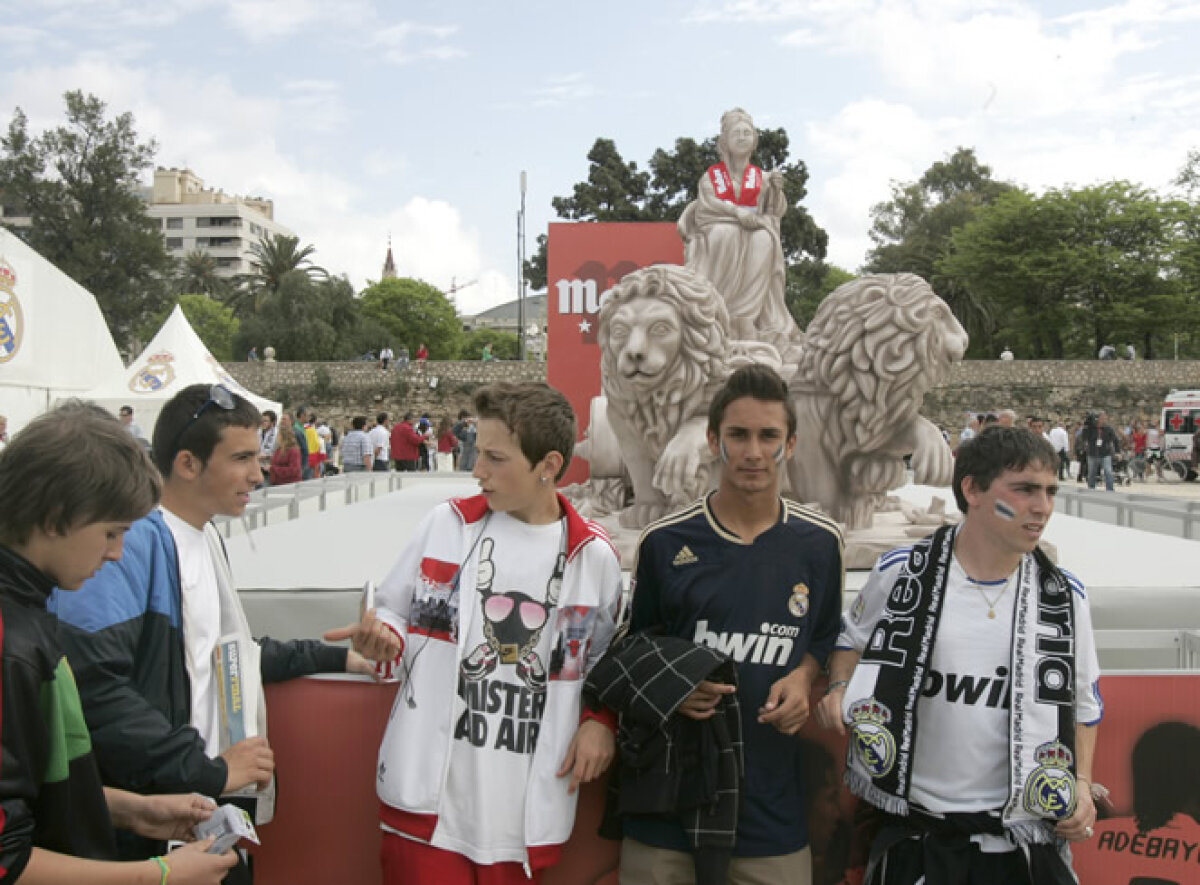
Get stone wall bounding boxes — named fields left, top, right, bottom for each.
left=222, top=359, right=546, bottom=427
left=221, top=358, right=1200, bottom=432
left=924, top=360, right=1200, bottom=430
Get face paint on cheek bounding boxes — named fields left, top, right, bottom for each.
left=773, top=444, right=786, bottom=464
left=719, top=439, right=731, bottom=465
left=994, top=499, right=1016, bottom=521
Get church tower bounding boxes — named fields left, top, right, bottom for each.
left=381, top=235, right=397, bottom=280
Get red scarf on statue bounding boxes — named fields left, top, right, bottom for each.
left=707, top=162, right=762, bottom=208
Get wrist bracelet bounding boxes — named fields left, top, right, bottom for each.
left=825, top=679, right=850, bottom=695
left=153, top=855, right=170, bottom=884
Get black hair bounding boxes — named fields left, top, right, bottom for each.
left=352, top=416, right=367, bottom=430
left=952, top=425, right=1058, bottom=512
left=1132, top=721, right=1200, bottom=833
left=706, top=363, right=797, bottom=438
left=151, top=384, right=260, bottom=477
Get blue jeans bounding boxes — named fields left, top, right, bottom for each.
left=1087, top=455, right=1114, bottom=491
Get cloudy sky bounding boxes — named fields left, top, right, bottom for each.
left=3, top=0, right=1198, bottom=315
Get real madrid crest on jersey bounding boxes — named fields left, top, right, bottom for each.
left=788, top=583, right=810, bottom=618
left=1023, top=740, right=1077, bottom=820
left=0, top=258, right=24, bottom=364
left=129, top=351, right=177, bottom=393
left=849, top=697, right=896, bottom=778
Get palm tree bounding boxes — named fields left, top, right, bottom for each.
left=174, top=249, right=228, bottom=298
left=230, top=234, right=327, bottom=315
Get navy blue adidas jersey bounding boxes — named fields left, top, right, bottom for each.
left=624, top=493, right=844, bottom=857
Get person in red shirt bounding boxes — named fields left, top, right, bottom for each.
left=416, top=343, right=429, bottom=362
left=390, top=413, right=424, bottom=472
left=436, top=416, right=458, bottom=472
left=269, top=414, right=304, bottom=485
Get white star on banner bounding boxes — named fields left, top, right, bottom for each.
left=578, top=319, right=592, bottom=333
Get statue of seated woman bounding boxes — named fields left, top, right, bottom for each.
left=677, top=107, right=804, bottom=363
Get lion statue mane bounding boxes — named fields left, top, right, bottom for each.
left=786, top=273, right=968, bottom=529
left=597, top=265, right=740, bottom=528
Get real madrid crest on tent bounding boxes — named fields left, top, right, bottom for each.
left=0, top=258, right=23, bottom=363
left=129, top=350, right=177, bottom=393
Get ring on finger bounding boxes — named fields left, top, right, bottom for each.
left=1084, top=826, right=1094, bottom=838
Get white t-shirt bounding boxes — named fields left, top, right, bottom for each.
left=369, top=425, right=390, bottom=462
left=161, top=507, right=223, bottom=756
left=1048, top=426, right=1069, bottom=452
left=439, top=514, right=566, bottom=862
left=840, top=550, right=1103, bottom=814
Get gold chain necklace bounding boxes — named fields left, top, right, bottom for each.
left=967, top=576, right=1011, bottom=619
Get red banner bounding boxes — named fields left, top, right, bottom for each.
left=546, top=222, right=683, bottom=486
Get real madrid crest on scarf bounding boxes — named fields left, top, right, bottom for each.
left=848, top=697, right=896, bottom=778
left=0, top=258, right=24, bottom=364
left=1023, top=740, right=1077, bottom=820
left=788, top=583, right=810, bottom=618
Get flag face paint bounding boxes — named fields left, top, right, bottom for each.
left=719, top=439, right=730, bottom=464
left=994, top=499, right=1016, bottom=520
left=773, top=444, right=786, bottom=464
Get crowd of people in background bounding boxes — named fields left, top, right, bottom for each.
left=250, top=406, right=480, bottom=486
left=950, top=408, right=1179, bottom=492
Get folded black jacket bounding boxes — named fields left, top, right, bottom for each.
left=584, top=632, right=743, bottom=885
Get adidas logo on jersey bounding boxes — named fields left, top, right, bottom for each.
left=672, top=546, right=699, bottom=566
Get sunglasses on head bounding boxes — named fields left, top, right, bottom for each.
left=171, top=384, right=236, bottom=454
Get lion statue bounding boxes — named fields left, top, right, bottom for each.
left=786, top=273, right=968, bottom=529
left=597, top=264, right=782, bottom=528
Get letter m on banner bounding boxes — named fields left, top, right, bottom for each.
left=546, top=222, right=683, bottom=485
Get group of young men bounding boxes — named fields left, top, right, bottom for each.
left=1, top=361, right=1100, bottom=885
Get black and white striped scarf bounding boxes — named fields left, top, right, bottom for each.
left=844, top=525, right=1080, bottom=845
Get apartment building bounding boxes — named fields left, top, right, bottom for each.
left=140, top=167, right=295, bottom=278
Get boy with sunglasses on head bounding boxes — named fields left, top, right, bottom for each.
left=361, top=382, right=623, bottom=884
left=50, top=384, right=390, bottom=883
left=0, top=401, right=236, bottom=884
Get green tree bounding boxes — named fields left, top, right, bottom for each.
left=231, top=234, right=327, bottom=315
left=462, top=328, right=519, bottom=360
left=525, top=125, right=828, bottom=299
left=360, top=277, right=464, bottom=359
left=140, top=294, right=240, bottom=361
left=939, top=183, right=1192, bottom=359
left=785, top=260, right=855, bottom=330
left=865, top=148, right=1016, bottom=355
left=234, top=272, right=368, bottom=360
left=0, top=90, right=171, bottom=351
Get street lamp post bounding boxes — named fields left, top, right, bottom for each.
left=517, top=171, right=527, bottom=361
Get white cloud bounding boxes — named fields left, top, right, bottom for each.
left=222, top=0, right=324, bottom=41
left=806, top=99, right=954, bottom=270
left=371, top=22, right=465, bottom=65
left=528, top=73, right=599, bottom=108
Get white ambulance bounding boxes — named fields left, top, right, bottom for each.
left=1160, top=389, right=1200, bottom=479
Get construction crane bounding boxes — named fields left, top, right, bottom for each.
left=446, top=276, right=478, bottom=306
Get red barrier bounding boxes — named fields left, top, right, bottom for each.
left=252, top=674, right=1200, bottom=884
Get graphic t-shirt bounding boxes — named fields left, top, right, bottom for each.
left=439, top=513, right=568, bottom=860
left=839, top=548, right=1104, bottom=814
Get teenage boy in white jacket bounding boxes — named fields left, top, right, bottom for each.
left=362, top=382, right=623, bottom=884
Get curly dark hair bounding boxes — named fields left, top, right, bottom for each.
left=1132, top=721, right=1200, bottom=833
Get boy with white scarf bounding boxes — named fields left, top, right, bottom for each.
left=816, top=426, right=1102, bottom=885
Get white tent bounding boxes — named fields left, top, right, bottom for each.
left=79, top=304, right=282, bottom=440
left=0, top=228, right=127, bottom=435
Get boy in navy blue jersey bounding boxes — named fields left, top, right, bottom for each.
left=620, top=364, right=844, bottom=885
